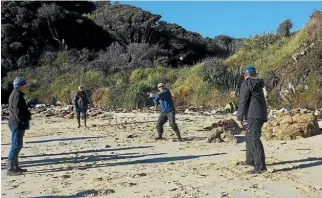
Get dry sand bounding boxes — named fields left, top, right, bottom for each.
left=1, top=112, right=322, bottom=198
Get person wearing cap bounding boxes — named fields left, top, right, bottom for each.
left=7, top=77, right=31, bottom=175
left=74, top=85, right=89, bottom=128
left=236, top=66, right=268, bottom=174
left=149, top=83, right=183, bottom=141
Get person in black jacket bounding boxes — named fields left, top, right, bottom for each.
left=236, top=66, right=268, bottom=174
left=74, top=85, right=89, bottom=128
left=7, top=76, right=31, bottom=175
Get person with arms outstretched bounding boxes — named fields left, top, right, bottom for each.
left=149, top=83, right=183, bottom=142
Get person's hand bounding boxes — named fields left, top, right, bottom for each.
left=149, top=93, right=153, bottom=98
left=236, top=120, right=243, bottom=128
left=230, top=91, right=236, bottom=98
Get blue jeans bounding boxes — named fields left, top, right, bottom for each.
left=8, top=128, right=25, bottom=161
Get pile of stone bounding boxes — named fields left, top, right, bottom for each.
left=182, top=106, right=228, bottom=116
left=204, top=119, right=242, bottom=143
left=1, top=105, right=9, bottom=120
left=263, top=109, right=320, bottom=140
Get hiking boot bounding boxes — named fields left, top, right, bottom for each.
left=154, top=137, right=163, bottom=140
left=14, top=160, right=27, bottom=172
left=247, top=168, right=267, bottom=175
left=6, top=160, right=22, bottom=176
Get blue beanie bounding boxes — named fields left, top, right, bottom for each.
left=13, top=77, right=27, bottom=89
left=244, top=65, right=256, bottom=74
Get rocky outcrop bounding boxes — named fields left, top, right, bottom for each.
left=263, top=111, right=320, bottom=140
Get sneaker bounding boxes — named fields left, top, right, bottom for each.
left=7, top=170, right=23, bottom=176
left=14, top=160, right=27, bottom=172
left=15, top=166, right=27, bottom=172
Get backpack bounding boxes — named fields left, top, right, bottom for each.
left=76, top=92, right=87, bottom=108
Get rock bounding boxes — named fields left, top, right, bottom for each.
left=127, top=135, right=137, bottom=138
left=35, top=104, right=46, bottom=108
left=62, top=174, right=71, bottom=179
left=314, top=109, right=322, bottom=117
left=132, top=173, right=147, bottom=178
left=211, top=110, right=217, bottom=114
left=105, top=145, right=111, bottom=148
left=90, top=111, right=103, bottom=117
left=278, top=108, right=289, bottom=113
left=232, top=111, right=238, bottom=116
left=56, top=101, right=62, bottom=106
left=65, top=105, right=73, bottom=111
left=65, top=114, right=74, bottom=119
left=300, top=109, right=309, bottom=114
left=263, top=113, right=320, bottom=140
left=206, top=119, right=242, bottom=143
left=45, top=113, right=55, bottom=117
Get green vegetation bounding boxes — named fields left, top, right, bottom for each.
left=2, top=1, right=321, bottom=110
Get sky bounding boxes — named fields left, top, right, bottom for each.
left=119, top=1, right=322, bottom=38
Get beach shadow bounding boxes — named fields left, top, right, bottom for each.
left=29, top=196, right=78, bottom=198
left=29, top=153, right=226, bottom=174
left=1, top=136, right=102, bottom=146
left=183, top=136, right=207, bottom=141
left=268, top=157, right=322, bottom=173
left=25, top=136, right=102, bottom=144
left=1, top=146, right=154, bottom=161
left=1, top=153, right=166, bottom=169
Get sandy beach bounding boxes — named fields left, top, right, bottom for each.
left=1, top=112, right=322, bottom=198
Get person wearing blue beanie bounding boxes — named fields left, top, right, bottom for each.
left=7, top=76, right=31, bottom=175
left=236, top=66, right=268, bottom=174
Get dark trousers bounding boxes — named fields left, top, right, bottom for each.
left=77, top=110, right=87, bottom=126
left=246, top=119, right=266, bottom=171
left=156, top=111, right=182, bottom=139
left=8, top=128, right=25, bottom=161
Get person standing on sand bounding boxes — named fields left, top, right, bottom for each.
left=148, top=83, right=183, bottom=142
left=7, top=77, right=31, bottom=175
left=74, top=85, right=89, bottom=128
left=236, top=66, right=268, bottom=174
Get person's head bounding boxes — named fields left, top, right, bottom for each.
left=157, top=83, right=165, bottom=91
left=243, top=65, right=257, bottom=79
left=78, top=85, right=84, bottom=91
left=13, top=77, right=28, bottom=94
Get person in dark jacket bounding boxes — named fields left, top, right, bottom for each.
left=7, top=76, right=31, bottom=175
left=149, top=83, right=183, bottom=141
left=74, top=85, right=89, bottom=128
left=236, top=66, right=268, bottom=174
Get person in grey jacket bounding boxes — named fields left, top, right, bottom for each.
left=7, top=77, right=31, bottom=175
left=236, top=66, right=268, bottom=174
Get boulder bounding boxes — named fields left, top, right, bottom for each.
left=263, top=113, right=320, bottom=140
left=205, top=119, right=242, bottom=143
left=65, top=114, right=74, bottom=119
